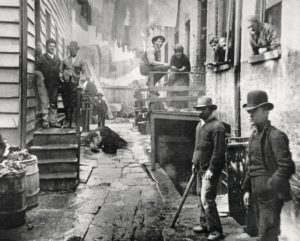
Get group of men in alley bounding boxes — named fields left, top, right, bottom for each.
left=138, top=16, right=292, bottom=241
left=35, top=38, right=107, bottom=129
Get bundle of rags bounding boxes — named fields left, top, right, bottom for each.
left=82, top=126, right=127, bottom=152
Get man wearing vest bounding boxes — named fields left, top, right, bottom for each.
left=192, top=96, right=225, bottom=241
left=60, top=41, right=87, bottom=128
left=140, top=35, right=170, bottom=87
left=242, top=90, right=295, bottom=241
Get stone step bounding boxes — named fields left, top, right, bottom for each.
left=38, top=159, right=78, bottom=174
left=29, top=144, right=78, bottom=160
left=39, top=172, right=78, bottom=191
left=33, top=128, right=78, bottom=145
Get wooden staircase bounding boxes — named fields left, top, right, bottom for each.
left=29, top=128, right=80, bottom=191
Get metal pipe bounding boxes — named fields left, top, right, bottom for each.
left=234, top=0, right=242, bottom=137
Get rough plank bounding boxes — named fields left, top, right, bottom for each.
left=0, top=98, right=19, bottom=113
left=27, top=4, right=35, bottom=24
left=0, top=128, right=20, bottom=147
left=26, top=107, right=35, bottom=123
left=0, top=83, right=19, bottom=97
left=0, top=53, right=19, bottom=67
left=0, top=113, right=19, bottom=128
left=27, top=20, right=35, bottom=37
left=0, top=38, right=20, bottom=53
left=0, top=22, right=19, bottom=37
left=0, top=8, right=19, bottom=22
left=27, top=97, right=36, bottom=108
left=27, top=61, right=35, bottom=74
left=0, top=68, right=19, bottom=83
left=0, top=0, right=19, bottom=7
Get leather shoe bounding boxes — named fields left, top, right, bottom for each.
left=49, top=122, right=61, bottom=128
left=193, top=225, right=207, bottom=233
left=207, top=231, right=223, bottom=241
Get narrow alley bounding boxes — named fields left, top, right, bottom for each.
left=0, top=120, right=253, bottom=241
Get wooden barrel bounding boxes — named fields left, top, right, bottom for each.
left=0, top=170, right=27, bottom=228
left=20, top=155, right=40, bottom=210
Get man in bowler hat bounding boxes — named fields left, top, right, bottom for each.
left=140, top=35, right=170, bottom=87
left=60, top=41, right=87, bottom=128
left=242, top=90, right=295, bottom=241
left=192, top=96, right=225, bottom=241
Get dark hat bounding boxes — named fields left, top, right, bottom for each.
left=243, top=90, right=274, bottom=111
left=97, top=92, right=104, bottom=97
left=69, top=41, right=80, bottom=49
left=152, top=35, right=166, bottom=44
left=46, top=38, right=56, bottom=46
left=193, top=96, right=217, bottom=110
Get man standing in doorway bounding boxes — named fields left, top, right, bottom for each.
left=60, top=41, right=87, bottom=128
left=36, top=38, right=61, bottom=128
left=192, top=96, right=225, bottom=241
left=242, top=90, right=295, bottom=241
left=140, top=35, right=170, bottom=87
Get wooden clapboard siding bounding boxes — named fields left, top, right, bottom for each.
left=0, top=83, right=19, bottom=98
left=0, top=38, right=20, bottom=53
left=0, top=68, right=19, bottom=83
left=0, top=0, right=19, bottom=7
left=0, top=98, right=19, bottom=113
left=0, top=23, right=19, bottom=37
left=0, top=128, right=20, bottom=147
left=0, top=113, right=19, bottom=128
left=0, top=53, right=19, bottom=67
left=0, top=8, right=19, bottom=22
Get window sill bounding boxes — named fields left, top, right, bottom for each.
left=248, top=49, right=281, bottom=64
left=213, top=63, right=231, bottom=73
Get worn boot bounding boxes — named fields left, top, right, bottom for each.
left=49, top=105, right=60, bottom=128
left=41, top=113, right=49, bottom=129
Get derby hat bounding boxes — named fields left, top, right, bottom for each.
left=193, top=96, right=217, bottom=110
left=69, top=41, right=80, bottom=49
left=243, top=90, right=274, bottom=111
left=152, top=35, right=166, bottom=44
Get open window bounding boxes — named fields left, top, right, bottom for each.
left=248, top=0, right=282, bottom=64
left=207, top=0, right=234, bottom=72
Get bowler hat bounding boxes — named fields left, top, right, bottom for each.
left=243, top=90, right=274, bottom=111
left=152, top=35, right=166, bottom=44
left=69, top=41, right=80, bottom=49
left=193, top=96, right=217, bottom=110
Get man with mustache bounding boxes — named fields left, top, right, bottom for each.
left=242, top=90, right=295, bottom=241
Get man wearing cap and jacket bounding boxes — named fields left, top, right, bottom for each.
left=36, top=38, right=61, bottom=128
left=60, top=41, right=87, bottom=128
left=242, top=90, right=295, bottom=241
left=140, top=35, right=170, bottom=86
left=191, top=96, right=225, bottom=241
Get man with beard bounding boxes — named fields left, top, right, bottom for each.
left=36, top=38, right=61, bottom=128
left=192, top=96, right=225, bottom=241
left=247, top=16, right=280, bottom=55
left=60, top=41, right=87, bottom=128
left=242, top=90, right=295, bottom=241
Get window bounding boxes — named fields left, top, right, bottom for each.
left=264, top=0, right=281, bottom=37
left=45, top=11, right=51, bottom=39
left=185, top=20, right=190, bottom=58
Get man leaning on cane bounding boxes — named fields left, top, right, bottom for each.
left=242, top=90, right=295, bottom=241
left=192, top=96, right=225, bottom=241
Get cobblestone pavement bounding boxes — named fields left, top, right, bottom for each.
left=0, top=119, right=255, bottom=241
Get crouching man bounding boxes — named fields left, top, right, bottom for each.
left=242, top=90, right=295, bottom=241
left=192, top=96, right=225, bottom=241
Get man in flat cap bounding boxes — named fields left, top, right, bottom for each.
left=36, top=38, right=61, bottom=128
left=60, top=41, right=87, bottom=128
left=192, top=96, right=225, bottom=241
left=140, top=35, right=170, bottom=87
left=247, top=16, right=280, bottom=55
left=242, top=90, right=295, bottom=241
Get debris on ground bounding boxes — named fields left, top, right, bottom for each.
left=0, top=159, right=25, bottom=177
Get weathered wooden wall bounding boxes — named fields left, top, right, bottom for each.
left=102, top=86, right=135, bottom=111
left=0, top=0, right=72, bottom=147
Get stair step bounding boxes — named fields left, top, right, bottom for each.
left=38, top=158, right=78, bottom=164
left=38, top=161, right=77, bottom=174
left=33, top=128, right=78, bottom=145
left=40, top=172, right=77, bottom=180
left=30, top=144, right=78, bottom=160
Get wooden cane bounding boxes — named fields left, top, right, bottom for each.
left=170, top=171, right=196, bottom=228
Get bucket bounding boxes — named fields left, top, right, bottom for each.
left=103, top=143, right=118, bottom=154
left=0, top=170, right=27, bottom=228
left=20, top=155, right=40, bottom=210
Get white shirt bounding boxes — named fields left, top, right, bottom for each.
left=47, top=53, right=55, bottom=59
left=71, top=56, right=77, bottom=64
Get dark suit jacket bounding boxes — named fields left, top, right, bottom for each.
left=36, top=53, right=61, bottom=87
left=242, top=121, right=295, bottom=200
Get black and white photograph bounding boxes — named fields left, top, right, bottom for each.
left=0, top=0, right=299, bottom=240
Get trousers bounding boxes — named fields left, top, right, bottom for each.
left=251, top=175, right=284, bottom=241
left=61, top=82, right=78, bottom=124
left=196, top=171, right=223, bottom=234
